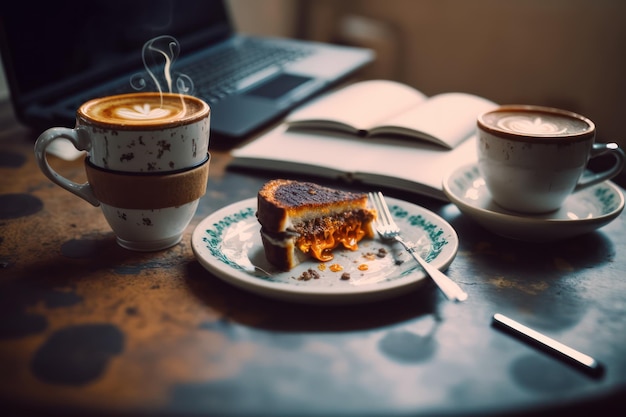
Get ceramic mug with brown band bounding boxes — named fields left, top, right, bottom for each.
left=34, top=92, right=211, bottom=251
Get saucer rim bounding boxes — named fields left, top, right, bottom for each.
left=442, top=163, right=624, bottom=240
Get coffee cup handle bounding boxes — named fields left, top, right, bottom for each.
left=575, top=142, right=626, bottom=192
left=34, top=127, right=100, bottom=206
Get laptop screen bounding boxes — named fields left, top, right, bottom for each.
left=0, top=0, right=232, bottom=103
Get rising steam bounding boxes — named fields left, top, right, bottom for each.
left=130, top=35, right=194, bottom=98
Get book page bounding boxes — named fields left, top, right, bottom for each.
left=353, top=134, right=478, bottom=195
left=230, top=124, right=479, bottom=201
left=285, top=79, right=428, bottom=132
left=231, top=126, right=375, bottom=176
left=376, top=93, right=497, bottom=149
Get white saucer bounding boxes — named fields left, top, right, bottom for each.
left=442, top=164, right=625, bottom=242
left=191, top=197, right=459, bottom=304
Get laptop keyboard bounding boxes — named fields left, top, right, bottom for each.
left=63, top=39, right=314, bottom=112
left=187, top=39, right=313, bottom=103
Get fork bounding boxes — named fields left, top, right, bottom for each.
left=368, top=191, right=468, bottom=302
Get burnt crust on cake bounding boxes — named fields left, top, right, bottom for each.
left=257, top=179, right=376, bottom=271
left=257, top=179, right=369, bottom=232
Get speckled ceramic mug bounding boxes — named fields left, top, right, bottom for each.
left=477, top=105, right=625, bottom=213
left=35, top=92, right=211, bottom=251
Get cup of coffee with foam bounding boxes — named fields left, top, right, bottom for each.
left=35, top=92, right=210, bottom=251
left=477, top=105, right=625, bottom=214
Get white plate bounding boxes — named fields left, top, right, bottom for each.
left=443, top=163, right=625, bottom=242
left=191, top=197, right=459, bottom=304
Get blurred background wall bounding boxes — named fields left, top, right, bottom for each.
left=230, top=0, right=626, bottom=146
left=1, top=0, right=624, bottom=146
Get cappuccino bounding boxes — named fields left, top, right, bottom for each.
left=479, top=106, right=593, bottom=141
left=79, top=92, right=209, bottom=128
left=477, top=105, right=624, bottom=213
left=34, top=92, right=211, bottom=251
left=69, top=93, right=212, bottom=173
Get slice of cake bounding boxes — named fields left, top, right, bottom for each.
left=257, top=179, right=376, bottom=270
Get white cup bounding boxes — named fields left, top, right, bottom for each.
left=34, top=92, right=211, bottom=251
left=477, top=105, right=625, bottom=213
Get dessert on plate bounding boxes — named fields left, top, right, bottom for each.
left=257, top=179, right=376, bottom=270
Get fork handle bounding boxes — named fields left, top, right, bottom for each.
left=395, top=236, right=468, bottom=302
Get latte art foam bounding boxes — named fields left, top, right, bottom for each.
left=79, top=92, right=209, bottom=127
left=115, top=104, right=174, bottom=120
left=481, top=110, right=592, bottom=137
left=497, top=116, right=568, bottom=135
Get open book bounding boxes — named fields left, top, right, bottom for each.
left=285, top=79, right=496, bottom=149
left=230, top=80, right=497, bottom=201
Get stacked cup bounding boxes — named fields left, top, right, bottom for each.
left=35, top=92, right=211, bottom=251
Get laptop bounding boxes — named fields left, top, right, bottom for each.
left=0, top=0, right=374, bottom=148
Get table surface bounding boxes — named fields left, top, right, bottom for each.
left=1, top=99, right=626, bottom=417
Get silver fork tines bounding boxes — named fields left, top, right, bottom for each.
left=368, top=191, right=468, bottom=302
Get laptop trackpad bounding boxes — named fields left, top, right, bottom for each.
left=244, top=74, right=312, bottom=99
left=211, top=74, right=314, bottom=140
